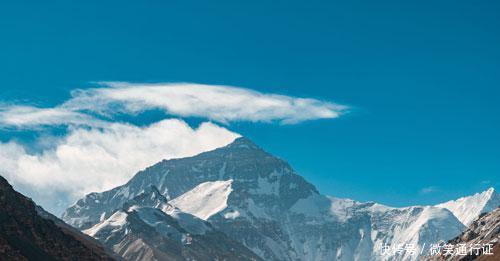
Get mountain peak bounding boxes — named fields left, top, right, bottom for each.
left=436, top=187, right=500, bottom=226
left=485, top=187, right=496, bottom=195
left=224, top=136, right=261, bottom=150
left=123, top=185, right=169, bottom=210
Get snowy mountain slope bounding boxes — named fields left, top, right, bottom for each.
left=84, top=186, right=262, bottom=261
left=274, top=193, right=465, bottom=261
left=435, top=187, right=499, bottom=226
left=64, top=137, right=317, bottom=231
left=426, top=207, right=500, bottom=261
left=368, top=205, right=465, bottom=260
left=169, top=179, right=233, bottom=220
left=63, top=137, right=494, bottom=261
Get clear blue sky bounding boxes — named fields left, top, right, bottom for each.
left=0, top=0, right=499, bottom=207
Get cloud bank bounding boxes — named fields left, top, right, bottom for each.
left=0, top=120, right=238, bottom=214
left=0, top=82, right=346, bottom=215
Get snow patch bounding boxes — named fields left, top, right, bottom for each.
left=250, top=175, right=278, bottom=195
left=84, top=210, right=128, bottom=237
left=290, top=194, right=330, bottom=217
left=169, top=179, right=233, bottom=220
left=159, top=203, right=210, bottom=234
left=117, top=186, right=130, bottom=199
left=329, top=197, right=360, bottom=221
left=99, top=212, right=106, bottom=222
left=224, top=210, right=241, bottom=219
left=246, top=198, right=270, bottom=219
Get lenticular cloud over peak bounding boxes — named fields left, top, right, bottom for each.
left=0, top=82, right=346, bottom=214
left=63, top=82, right=347, bottom=124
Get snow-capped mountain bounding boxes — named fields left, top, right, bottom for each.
left=83, top=185, right=261, bottom=261
left=427, top=207, right=500, bottom=260
left=63, top=137, right=497, bottom=261
left=435, top=187, right=499, bottom=226
left=366, top=204, right=465, bottom=260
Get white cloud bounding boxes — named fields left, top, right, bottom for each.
left=0, top=105, right=103, bottom=129
left=63, top=82, right=347, bottom=124
left=480, top=180, right=491, bottom=185
left=0, top=82, right=346, bottom=128
left=0, top=82, right=345, bottom=215
left=0, top=119, right=238, bottom=215
left=419, top=186, right=439, bottom=195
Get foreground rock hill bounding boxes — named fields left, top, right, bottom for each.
left=0, top=176, right=118, bottom=261
left=427, top=207, right=499, bottom=261
left=63, top=137, right=498, bottom=261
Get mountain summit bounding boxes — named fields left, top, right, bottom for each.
left=225, top=136, right=261, bottom=149
left=63, top=136, right=317, bottom=231
left=63, top=137, right=493, bottom=261
left=436, top=187, right=499, bottom=226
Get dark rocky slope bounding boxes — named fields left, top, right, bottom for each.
left=0, top=176, right=118, bottom=261
left=428, top=207, right=499, bottom=261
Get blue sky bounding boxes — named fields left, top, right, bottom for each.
left=0, top=0, right=499, bottom=212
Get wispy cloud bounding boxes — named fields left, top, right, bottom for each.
left=0, top=82, right=346, bottom=214
left=0, top=82, right=346, bottom=128
left=63, top=82, right=347, bottom=124
left=0, top=105, right=103, bottom=129
left=419, top=186, right=439, bottom=195
left=480, top=180, right=491, bottom=185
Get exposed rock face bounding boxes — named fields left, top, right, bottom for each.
left=63, top=137, right=496, bottom=261
left=63, top=137, right=316, bottom=232
left=82, top=185, right=262, bottom=261
left=0, top=176, right=118, bottom=261
left=426, top=207, right=499, bottom=261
